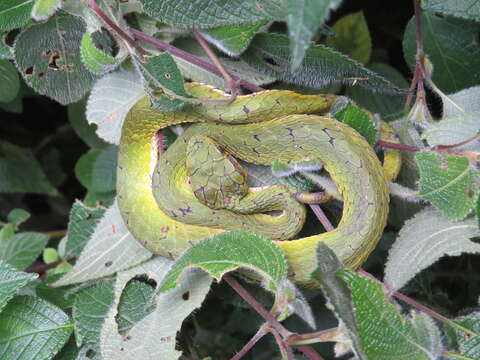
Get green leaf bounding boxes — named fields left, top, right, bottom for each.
left=100, top=257, right=212, bottom=360
left=444, top=85, right=480, bottom=117
left=86, top=68, right=144, bottom=145
left=73, top=280, right=115, bottom=348
left=0, top=232, right=49, bottom=269
left=243, top=33, right=404, bottom=93
left=43, top=247, right=59, bottom=264
left=452, top=311, right=480, bottom=358
left=422, top=111, right=480, bottom=149
left=403, top=12, right=480, bottom=93
left=138, top=53, right=189, bottom=110
left=384, top=207, right=480, bottom=290
left=0, top=296, right=73, bottom=359
left=326, top=11, right=371, bottom=64
left=35, top=274, right=76, bottom=310
left=53, top=200, right=152, bottom=287
left=347, top=62, right=409, bottom=119
left=160, top=231, right=287, bottom=292
left=75, top=145, right=118, bottom=194
left=0, top=0, right=33, bottom=31
left=80, top=30, right=125, bottom=75
left=0, top=141, right=59, bottom=195
left=0, top=33, right=13, bottom=60
left=140, top=0, right=286, bottom=28
left=61, top=201, right=106, bottom=259
left=415, top=151, right=478, bottom=220
left=7, top=208, right=30, bottom=227
left=68, top=98, right=108, bottom=149
left=286, top=0, right=342, bottom=70
left=31, top=0, right=62, bottom=21
left=200, top=23, right=264, bottom=56
left=0, top=261, right=37, bottom=312
left=338, top=270, right=443, bottom=360
left=423, top=0, right=480, bottom=21
left=331, top=100, right=377, bottom=145
left=310, top=244, right=367, bottom=359
left=0, top=59, right=19, bottom=102
left=116, top=280, right=156, bottom=335
left=14, top=12, right=97, bottom=104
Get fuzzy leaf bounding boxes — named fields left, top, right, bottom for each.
left=422, top=111, right=480, bottom=149
left=286, top=0, right=342, bottom=70
left=68, top=98, right=108, bottom=149
left=415, top=151, right=478, bottom=220
left=0, top=0, right=33, bottom=31
left=140, top=0, right=286, bottom=28
left=80, top=30, right=125, bottom=75
left=0, top=232, right=49, bottom=270
left=100, top=257, right=212, bottom=360
left=423, top=0, right=480, bottom=21
left=31, top=0, right=61, bottom=21
left=403, top=12, right=480, bottom=93
left=0, top=59, right=20, bottom=102
left=73, top=280, right=115, bottom=348
left=385, top=207, right=480, bottom=290
left=243, top=33, right=404, bottom=93
left=452, top=311, right=480, bottom=358
left=160, top=231, right=287, bottom=292
left=332, top=101, right=377, bottom=145
left=86, top=68, right=144, bottom=145
left=0, top=296, right=73, bottom=360
left=326, top=11, right=371, bottom=64
left=61, top=201, right=106, bottom=258
left=339, top=270, right=443, bottom=360
left=200, top=23, right=264, bottom=56
left=0, top=141, right=59, bottom=195
left=14, top=12, right=97, bottom=104
left=0, top=261, right=37, bottom=312
left=311, top=244, right=367, bottom=359
left=53, top=200, right=152, bottom=286
left=443, top=85, right=480, bottom=117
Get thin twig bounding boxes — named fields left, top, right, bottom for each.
left=356, top=270, right=477, bottom=337
left=192, top=28, right=239, bottom=99
left=309, top=205, right=334, bottom=231
left=42, top=229, right=67, bottom=238
left=377, top=140, right=421, bottom=152
left=230, top=324, right=269, bottom=360
left=297, top=345, right=325, bottom=360
left=25, top=258, right=71, bottom=274
left=130, top=29, right=264, bottom=93
left=271, top=328, right=294, bottom=360
left=224, top=275, right=292, bottom=338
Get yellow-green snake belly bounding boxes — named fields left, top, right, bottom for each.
left=117, top=83, right=394, bottom=285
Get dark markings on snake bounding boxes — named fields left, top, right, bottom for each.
left=252, top=147, right=260, bottom=156
left=321, top=128, right=335, bottom=146
left=253, top=134, right=261, bottom=142
left=243, top=105, right=250, bottom=114
left=275, top=99, right=281, bottom=105
left=285, top=127, right=295, bottom=138
left=179, top=206, right=192, bottom=216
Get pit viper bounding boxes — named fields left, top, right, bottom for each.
left=117, top=83, right=400, bottom=285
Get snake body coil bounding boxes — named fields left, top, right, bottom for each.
left=117, top=83, right=391, bottom=284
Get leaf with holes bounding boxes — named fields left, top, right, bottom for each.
left=0, top=296, right=73, bottom=359
left=100, top=257, right=212, bottom=360
left=137, top=53, right=189, bottom=110
left=385, top=207, right=480, bottom=290
left=243, top=33, right=404, bottom=94
left=200, top=23, right=265, bottom=56
left=338, top=270, right=443, bottom=360
left=31, top=0, right=62, bottom=21
left=0, top=261, right=37, bottom=312
left=0, top=59, right=19, bottom=102
left=53, top=200, right=152, bottom=287
left=415, top=151, right=478, bottom=220
left=160, top=231, right=287, bottom=292
left=14, top=12, right=97, bottom=104
left=403, top=12, right=480, bottom=93
left=0, top=0, right=33, bottom=31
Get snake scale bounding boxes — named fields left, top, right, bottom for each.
left=117, top=83, right=399, bottom=285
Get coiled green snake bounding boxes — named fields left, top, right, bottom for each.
left=117, top=83, right=401, bottom=285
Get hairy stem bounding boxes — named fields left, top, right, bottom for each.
left=230, top=324, right=268, bottom=360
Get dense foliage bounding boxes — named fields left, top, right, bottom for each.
left=1, top=0, right=480, bottom=359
